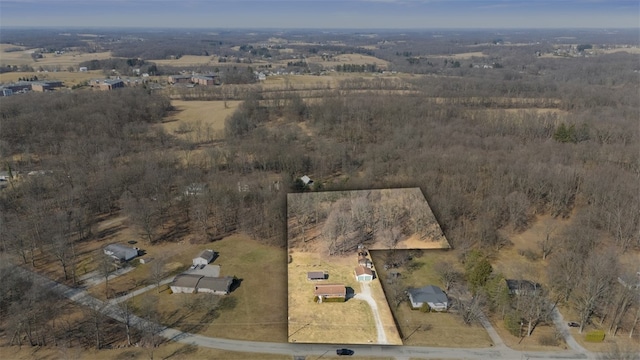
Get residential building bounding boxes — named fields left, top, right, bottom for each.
left=313, top=284, right=346, bottom=302
left=170, top=274, right=203, bottom=294
left=197, top=276, right=234, bottom=295
left=407, top=285, right=449, bottom=311
left=103, top=243, right=139, bottom=262
left=505, top=279, right=542, bottom=296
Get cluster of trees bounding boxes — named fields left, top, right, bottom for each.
left=78, top=58, right=158, bottom=76
left=288, top=189, right=446, bottom=255
left=335, top=63, right=380, bottom=73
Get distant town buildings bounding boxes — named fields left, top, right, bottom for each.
left=168, top=73, right=219, bottom=86
left=0, top=80, right=64, bottom=96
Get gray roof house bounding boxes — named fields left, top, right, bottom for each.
left=197, top=276, right=234, bottom=295
left=407, top=285, right=448, bottom=311
left=103, top=243, right=139, bottom=262
left=505, top=279, right=542, bottom=296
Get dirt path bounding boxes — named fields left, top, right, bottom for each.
left=353, top=281, right=388, bottom=344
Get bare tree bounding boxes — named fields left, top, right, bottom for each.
left=149, top=257, right=167, bottom=293
left=96, top=252, right=115, bottom=299
left=571, top=249, right=619, bottom=333
left=434, top=260, right=462, bottom=291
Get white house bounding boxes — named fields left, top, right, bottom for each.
left=193, top=249, right=215, bottom=265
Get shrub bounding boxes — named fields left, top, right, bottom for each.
left=420, top=303, right=431, bottom=313
left=585, top=330, right=605, bottom=342
left=313, top=296, right=345, bottom=303
left=504, top=312, right=522, bottom=337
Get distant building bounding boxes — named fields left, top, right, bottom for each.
left=168, top=75, right=192, bottom=84
left=99, top=79, right=125, bottom=91
left=31, top=81, right=63, bottom=92
left=191, top=74, right=218, bottom=86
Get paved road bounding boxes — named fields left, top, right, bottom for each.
left=16, top=266, right=594, bottom=360
left=353, top=281, right=388, bottom=344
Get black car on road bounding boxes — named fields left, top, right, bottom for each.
left=336, top=348, right=354, bottom=356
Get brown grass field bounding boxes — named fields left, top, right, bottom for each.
left=0, top=70, right=105, bottom=87
left=300, top=53, right=390, bottom=68
left=162, top=100, right=241, bottom=141
left=288, top=251, right=402, bottom=345
left=0, top=48, right=114, bottom=67
left=151, top=55, right=219, bottom=66
left=430, top=51, right=487, bottom=59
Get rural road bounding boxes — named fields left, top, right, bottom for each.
left=16, top=265, right=595, bottom=360
left=353, top=281, right=388, bottom=344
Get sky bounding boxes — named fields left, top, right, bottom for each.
left=0, top=0, right=638, bottom=29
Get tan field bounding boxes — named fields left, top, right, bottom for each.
left=288, top=251, right=402, bottom=345
left=0, top=70, right=104, bottom=86
left=152, top=55, right=219, bottom=66
left=0, top=48, right=114, bottom=67
left=302, top=53, right=389, bottom=67
left=162, top=100, right=241, bottom=140
left=431, top=51, right=487, bottom=59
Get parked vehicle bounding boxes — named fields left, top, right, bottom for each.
left=568, top=322, right=580, bottom=327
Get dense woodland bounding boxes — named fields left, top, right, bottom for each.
left=0, top=29, right=639, bottom=351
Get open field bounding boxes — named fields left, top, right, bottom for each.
left=288, top=251, right=377, bottom=344
left=301, top=53, right=390, bottom=68
left=151, top=55, right=218, bottom=66
left=0, top=70, right=104, bottom=86
left=288, top=251, right=402, bottom=344
left=0, top=49, right=114, bottom=67
left=430, top=51, right=487, bottom=59
left=162, top=100, right=241, bottom=140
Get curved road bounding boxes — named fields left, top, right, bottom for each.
left=18, top=266, right=594, bottom=360
left=353, top=281, right=388, bottom=344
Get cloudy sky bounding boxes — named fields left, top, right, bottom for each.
left=1, top=0, right=638, bottom=29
